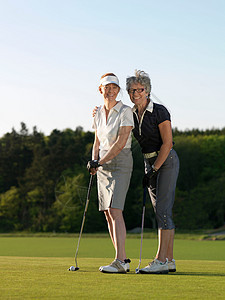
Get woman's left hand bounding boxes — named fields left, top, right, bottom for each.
left=142, top=167, right=158, bottom=187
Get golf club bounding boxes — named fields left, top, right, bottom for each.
left=68, top=174, right=94, bottom=271
left=135, top=186, right=147, bottom=274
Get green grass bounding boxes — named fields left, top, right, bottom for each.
left=0, top=236, right=225, bottom=261
left=1, top=228, right=224, bottom=240
left=0, top=257, right=225, bottom=299
left=0, top=235, right=225, bottom=299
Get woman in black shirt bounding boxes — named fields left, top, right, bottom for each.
left=126, top=70, right=179, bottom=274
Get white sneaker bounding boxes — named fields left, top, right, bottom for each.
left=168, top=259, right=176, bottom=272
left=139, top=259, right=169, bottom=274
left=99, top=259, right=128, bottom=273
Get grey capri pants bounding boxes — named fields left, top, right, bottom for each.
left=97, top=148, right=133, bottom=211
left=144, top=148, right=179, bottom=230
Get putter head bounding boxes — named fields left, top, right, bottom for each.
left=68, top=266, right=79, bottom=271
left=135, top=268, right=140, bottom=274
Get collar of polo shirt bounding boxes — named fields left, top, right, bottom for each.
left=132, top=99, right=153, bottom=113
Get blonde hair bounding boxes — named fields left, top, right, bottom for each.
left=100, top=72, right=117, bottom=80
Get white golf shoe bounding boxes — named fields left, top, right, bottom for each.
left=99, top=259, right=129, bottom=273
left=168, top=259, right=176, bottom=272
left=139, top=259, right=169, bottom=274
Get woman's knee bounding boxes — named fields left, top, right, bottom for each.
left=108, top=208, right=123, bottom=220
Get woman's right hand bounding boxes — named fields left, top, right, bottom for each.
left=87, top=159, right=101, bottom=175
left=92, top=106, right=99, bottom=117
left=89, top=168, right=97, bottom=175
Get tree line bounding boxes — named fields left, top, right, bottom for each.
left=0, top=122, right=224, bottom=232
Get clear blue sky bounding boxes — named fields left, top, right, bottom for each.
left=0, top=0, right=224, bottom=137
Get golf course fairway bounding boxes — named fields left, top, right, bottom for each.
left=0, top=235, right=224, bottom=299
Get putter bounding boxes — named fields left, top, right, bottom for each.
left=135, top=186, right=147, bottom=274
left=68, top=174, right=94, bottom=271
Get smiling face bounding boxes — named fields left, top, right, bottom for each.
left=128, top=83, right=148, bottom=106
left=99, top=83, right=120, bottom=103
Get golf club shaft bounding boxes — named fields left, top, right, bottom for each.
left=137, top=187, right=147, bottom=270
left=75, top=174, right=94, bottom=268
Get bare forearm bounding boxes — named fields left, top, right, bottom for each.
left=99, top=141, right=124, bottom=165
left=92, top=131, right=100, bottom=160
left=92, top=142, right=99, bottom=160
left=154, top=120, right=173, bottom=170
left=99, top=126, right=132, bottom=165
left=154, top=143, right=172, bottom=170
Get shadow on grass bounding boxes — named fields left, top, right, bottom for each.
left=67, top=270, right=225, bottom=277
left=116, top=272, right=225, bottom=277
left=170, top=272, right=225, bottom=277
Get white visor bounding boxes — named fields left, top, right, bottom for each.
left=100, top=75, right=119, bottom=87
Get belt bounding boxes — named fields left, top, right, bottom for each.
left=143, top=151, right=160, bottom=159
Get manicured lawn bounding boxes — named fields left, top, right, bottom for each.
left=0, top=236, right=225, bottom=261
left=0, top=257, right=225, bottom=299
left=0, top=235, right=225, bottom=299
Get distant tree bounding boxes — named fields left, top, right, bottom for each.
left=0, top=186, right=22, bottom=231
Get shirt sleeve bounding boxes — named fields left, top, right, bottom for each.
left=119, top=106, right=134, bottom=128
left=156, top=105, right=171, bottom=125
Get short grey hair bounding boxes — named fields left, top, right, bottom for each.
left=126, top=70, right=151, bottom=96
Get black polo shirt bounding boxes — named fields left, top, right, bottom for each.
left=132, top=102, right=171, bottom=153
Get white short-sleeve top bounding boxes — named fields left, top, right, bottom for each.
left=92, top=101, right=134, bottom=151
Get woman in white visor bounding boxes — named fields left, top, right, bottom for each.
left=87, top=73, right=134, bottom=273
